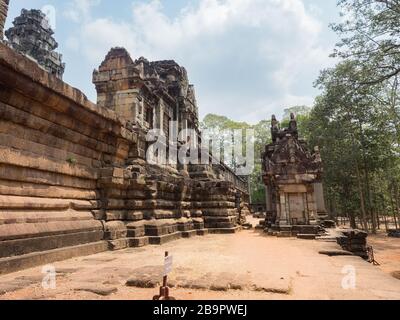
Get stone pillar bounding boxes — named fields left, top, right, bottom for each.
left=279, top=192, right=289, bottom=225
left=0, top=0, right=9, bottom=39
left=313, top=182, right=328, bottom=219
left=159, top=101, right=164, bottom=132
left=265, top=186, right=272, bottom=212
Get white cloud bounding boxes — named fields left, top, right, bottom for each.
left=64, top=0, right=101, bottom=23
left=64, top=0, right=335, bottom=123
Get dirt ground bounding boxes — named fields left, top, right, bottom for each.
left=367, top=232, right=400, bottom=279
left=0, top=218, right=399, bottom=300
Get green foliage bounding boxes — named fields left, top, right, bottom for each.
left=302, top=0, right=400, bottom=232
left=201, top=113, right=272, bottom=203
left=200, top=1, right=400, bottom=231
left=282, top=106, right=311, bottom=120
left=201, top=111, right=313, bottom=204
left=66, top=156, right=77, bottom=165
left=332, top=0, right=400, bottom=85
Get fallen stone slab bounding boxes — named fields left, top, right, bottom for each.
left=74, top=284, right=118, bottom=296
left=230, top=274, right=253, bottom=290
left=126, top=276, right=160, bottom=288
left=14, top=275, right=44, bottom=283
left=56, top=267, right=80, bottom=275
left=388, top=230, right=400, bottom=238
left=251, top=275, right=291, bottom=295
left=125, top=265, right=163, bottom=288
left=391, top=271, right=400, bottom=280
left=208, top=272, right=232, bottom=291
left=176, top=272, right=247, bottom=291
left=319, top=250, right=354, bottom=257
left=82, top=257, right=116, bottom=263
left=0, top=282, right=28, bottom=295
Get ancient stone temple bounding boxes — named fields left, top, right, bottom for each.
left=262, top=114, right=328, bottom=237
left=0, top=0, right=8, bottom=38
left=5, top=9, right=65, bottom=78
left=0, top=5, right=249, bottom=275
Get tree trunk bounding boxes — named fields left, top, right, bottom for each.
left=395, top=184, right=400, bottom=230
left=389, top=186, right=399, bottom=230
left=359, top=122, right=376, bottom=233
left=355, top=164, right=368, bottom=231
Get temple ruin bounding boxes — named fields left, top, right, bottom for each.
left=0, top=5, right=249, bottom=275
left=5, top=9, right=65, bottom=79
left=261, top=114, right=328, bottom=238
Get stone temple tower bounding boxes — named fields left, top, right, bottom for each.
left=262, top=114, right=328, bottom=237
left=0, top=0, right=9, bottom=39
left=5, top=8, right=65, bottom=79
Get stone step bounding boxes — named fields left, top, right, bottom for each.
left=107, top=239, right=129, bottom=251
left=0, top=230, right=104, bottom=258
left=0, top=241, right=108, bottom=276
left=148, top=232, right=182, bottom=245
left=182, top=230, right=197, bottom=238
left=297, top=234, right=316, bottom=240
left=196, top=229, right=209, bottom=236
left=128, top=237, right=149, bottom=248
left=277, top=231, right=292, bottom=238
left=208, top=227, right=241, bottom=234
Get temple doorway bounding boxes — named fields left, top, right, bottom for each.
left=288, top=193, right=307, bottom=225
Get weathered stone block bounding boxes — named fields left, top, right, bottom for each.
left=104, top=221, right=127, bottom=240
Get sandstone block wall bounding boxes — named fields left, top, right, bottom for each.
left=0, top=0, right=8, bottom=39
left=0, top=43, right=249, bottom=273
left=0, top=43, right=136, bottom=265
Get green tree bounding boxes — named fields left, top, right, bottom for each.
left=332, top=0, right=400, bottom=85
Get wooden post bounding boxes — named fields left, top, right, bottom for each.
left=162, top=251, right=168, bottom=288
left=153, top=251, right=175, bottom=301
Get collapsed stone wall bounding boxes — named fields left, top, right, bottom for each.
left=0, top=43, right=249, bottom=274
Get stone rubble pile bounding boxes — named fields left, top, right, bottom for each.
left=388, top=229, right=400, bottom=238
left=336, top=229, right=368, bottom=259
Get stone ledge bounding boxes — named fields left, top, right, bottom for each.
left=128, top=237, right=149, bottom=248
left=0, top=241, right=108, bottom=276
left=207, top=227, right=241, bottom=234
left=196, top=229, right=209, bottom=236
left=181, top=230, right=197, bottom=238
left=148, top=232, right=182, bottom=245
left=0, top=230, right=104, bottom=258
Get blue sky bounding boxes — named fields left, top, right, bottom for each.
left=5, top=0, right=341, bottom=123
